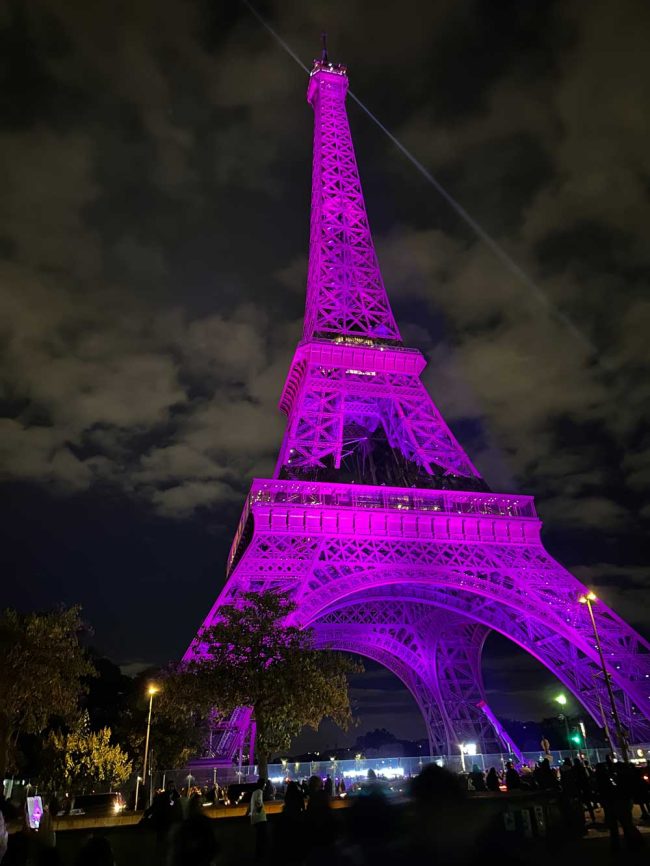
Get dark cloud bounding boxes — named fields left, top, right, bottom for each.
left=1, top=0, right=648, bottom=738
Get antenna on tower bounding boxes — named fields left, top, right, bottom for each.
left=320, top=32, right=328, bottom=63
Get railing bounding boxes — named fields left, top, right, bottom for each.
left=227, top=479, right=538, bottom=577
left=177, top=746, right=650, bottom=789
left=248, top=479, right=537, bottom=519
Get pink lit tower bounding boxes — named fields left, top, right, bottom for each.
left=186, top=48, right=650, bottom=762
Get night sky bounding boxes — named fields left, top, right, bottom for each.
left=1, top=0, right=649, bottom=749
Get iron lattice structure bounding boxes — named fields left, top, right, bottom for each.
left=186, top=59, right=650, bottom=761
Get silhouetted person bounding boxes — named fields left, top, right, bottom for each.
left=573, top=757, right=596, bottom=823
left=304, top=776, right=337, bottom=862
left=167, top=792, right=219, bottom=866
left=143, top=788, right=174, bottom=847
left=272, top=782, right=305, bottom=864
left=2, top=801, right=59, bottom=866
left=409, top=764, right=493, bottom=864
left=284, top=781, right=305, bottom=815
left=504, top=761, right=522, bottom=791
left=559, top=757, right=585, bottom=835
left=74, top=835, right=115, bottom=866
left=469, top=764, right=486, bottom=792
left=534, top=758, right=559, bottom=791
left=630, top=764, right=650, bottom=819
left=595, top=761, right=644, bottom=852
left=323, top=775, right=334, bottom=797
left=345, top=786, right=397, bottom=864
left=169, top=786, right=183, bottom=825
left=307, top=775, right=323, bottom=798
left=486, top=767, right=500, bottom=792
left=263, top=779, right=276, bottom=801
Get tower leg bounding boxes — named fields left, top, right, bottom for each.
left=427, top=617, right=506, bottom=755
left=314, top=603, right=518, bottom=757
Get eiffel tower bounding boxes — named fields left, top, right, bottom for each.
left=185, top=52, right=650, bottom=764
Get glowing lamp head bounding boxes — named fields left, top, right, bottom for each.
left=147, top=684, right=160, bottom=697
left=555, top=694, right=567, bottom=706
left=578, top=592, right=598, bottom=604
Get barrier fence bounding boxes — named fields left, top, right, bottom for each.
left=167, top=745, right=650, bottom=790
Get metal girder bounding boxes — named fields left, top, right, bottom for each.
left=304, top=62, right=401, bottom=343
left=213, top=515, right=650, bottom=745
left=183, top=59, right=650, bottom=764
left=309, top=582, right=650, bottom=744
left=314, top=605, right=505, bottom=755
left=276, top=345, right=481, bottom=479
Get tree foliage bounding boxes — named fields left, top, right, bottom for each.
left=72, top=655, right=208, bottom=772
left=0, top=607, right=96, bottom=778
left=180, top=590, right=361, bottom=776
left=119, top=672, right=210, bottom=772
left=355, top=728, right=398, bottom=750
left=43, top=717, right=132, bottom=791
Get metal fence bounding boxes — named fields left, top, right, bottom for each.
left=163, top=744, right=650, bottom=790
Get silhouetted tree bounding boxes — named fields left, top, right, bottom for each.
left=0, top=607, right=95, bottom=778
left=177, top=590, right=361, bottom=778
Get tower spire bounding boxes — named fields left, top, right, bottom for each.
left=304, top=57, right=401, bottom=343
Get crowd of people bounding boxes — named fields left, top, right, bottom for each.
left=468, top=754, right=649, bottom=849
left=1, top=755, right=648, bottom=864
left=0, top=794, right=116, bottom=866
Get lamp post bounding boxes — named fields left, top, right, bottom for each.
left=134, top=775, right=142, bottom=812
left=579, top=592, right=630, bottom=762
left=141, top=684, right=159, bottom=807
left=592, top=676, right=616, bottom=755
left=554, top=693, right=572, bottom=756
left=578, top=721, right=588, bottom=759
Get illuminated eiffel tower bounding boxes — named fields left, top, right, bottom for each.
left=186, top=49, right=650, bottom=764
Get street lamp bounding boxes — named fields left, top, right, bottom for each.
left=554, top=694, right=572, bottom=756
left=578, top=720, right=588, bottom=757
left=579, top=591, right=630, bottom=762
left=459, top=742, right=477, bottom=773
left=141, top=684, right=160, bottom=807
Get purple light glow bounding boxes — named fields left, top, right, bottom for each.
left=185, top=58, right=650, bottom=762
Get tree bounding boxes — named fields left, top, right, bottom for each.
left=0, top=607, right=96, bottom=779
left=43, top=718, right=132, bottom=791
left=356, top=728, right=398, bottom=751
left=120, top=671, right=210, bottom=773
left=180, top=591, right=361, bottom=778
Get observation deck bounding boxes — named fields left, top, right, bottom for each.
left=227, top=479, right=540, bottom=578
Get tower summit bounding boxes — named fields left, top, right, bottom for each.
left=275, top=53, right=482, bottom=486
left=185, top=51, right=650, bottom=766
left=304, top=54, right=401, bottom=344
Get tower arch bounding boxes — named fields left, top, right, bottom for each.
left=307, top=583, right=650, bottom=745
left=312, top=607, right=505, bottom=755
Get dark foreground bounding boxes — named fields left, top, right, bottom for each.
left=44, top=796, right=650, bottom=866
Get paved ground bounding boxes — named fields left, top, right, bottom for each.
left=50, top=804, right=650, bottom=866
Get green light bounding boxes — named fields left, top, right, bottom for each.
left=570, top=733, right=582, bottom=745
